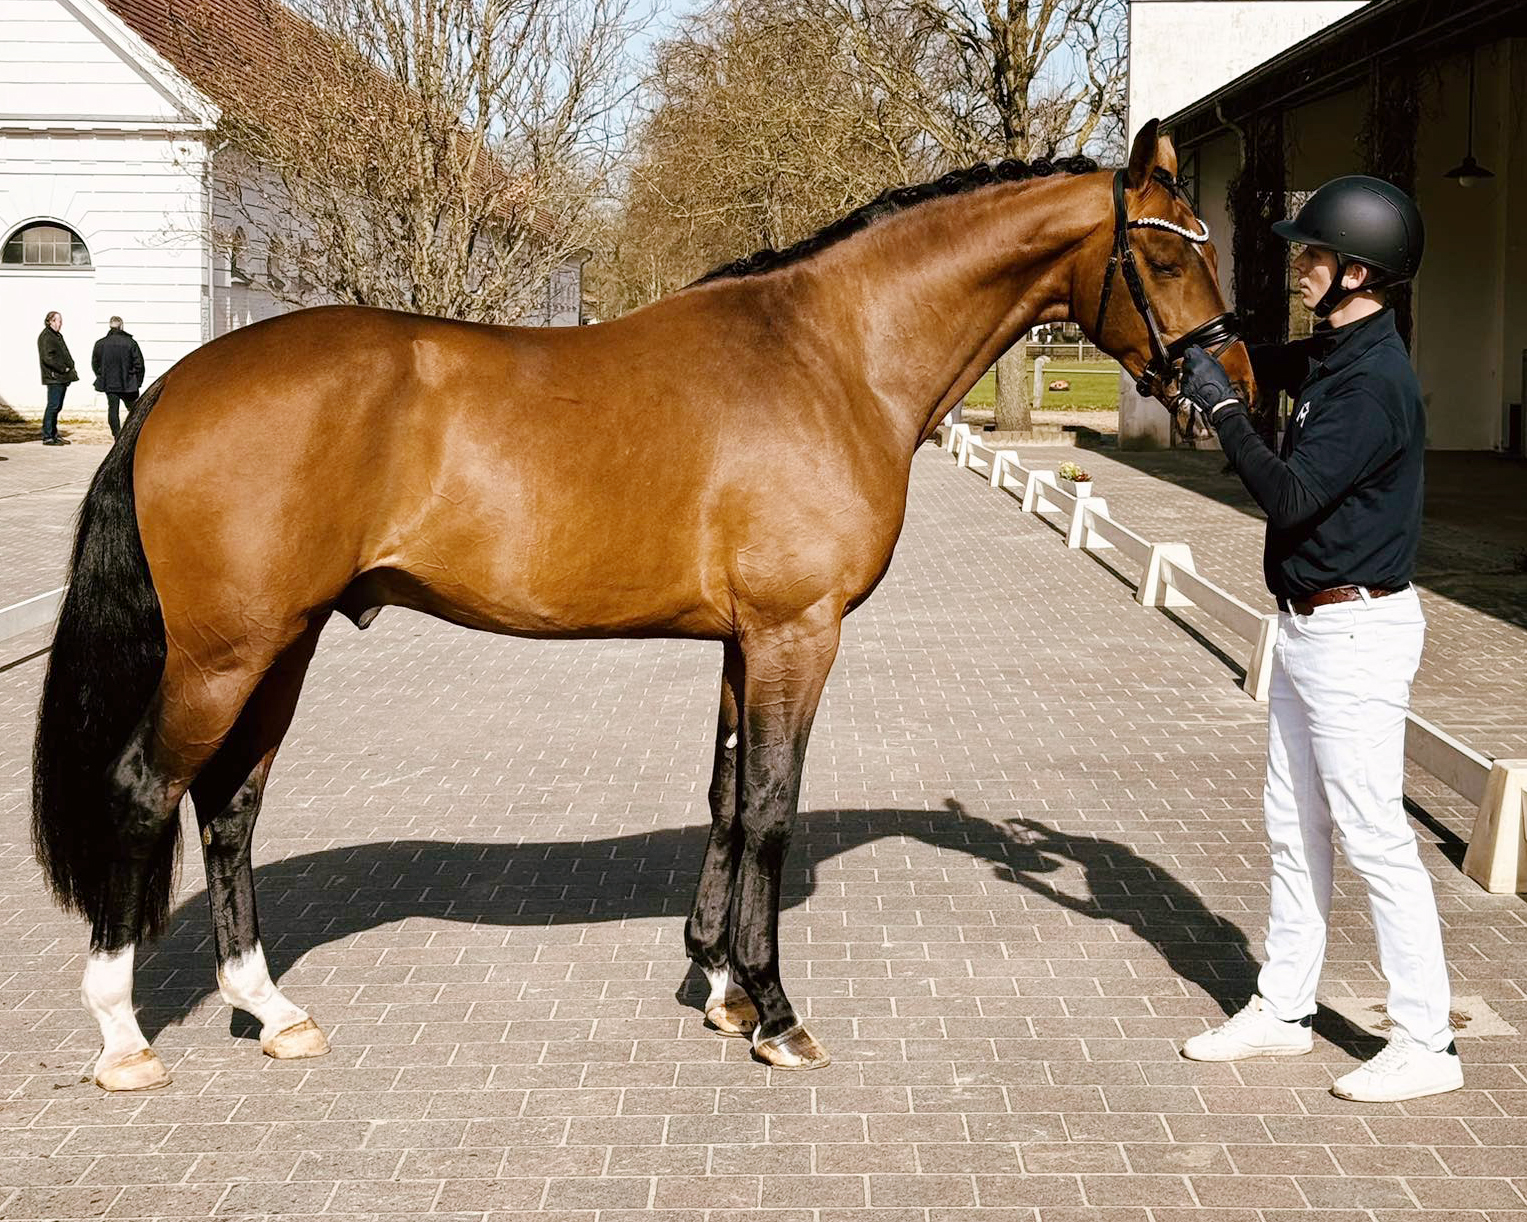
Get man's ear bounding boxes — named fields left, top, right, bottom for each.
left=1342, top=262, right=1373, bottom=291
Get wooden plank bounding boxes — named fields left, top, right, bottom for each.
left=1080, top=506, right=1152, bottom=566
left=0, top=587, right=64, bottom=643
left=1158, top=557, right=1264, bottom=642
left=1407, top=713, right=1493, bottom=807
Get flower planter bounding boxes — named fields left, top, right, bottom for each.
left=1058, top=477, right=1092, bottom=498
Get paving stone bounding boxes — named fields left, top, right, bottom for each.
left=2, top=442, right=1524, bottom=1219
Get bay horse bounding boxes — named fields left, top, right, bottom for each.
left=33, top=120, right=1252, bottom=1091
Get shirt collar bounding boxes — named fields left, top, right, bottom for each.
left=1312, top=308, right=1398, bottom=377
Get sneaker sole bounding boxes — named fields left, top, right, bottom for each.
left=1181, top=1044, right=1312, bottom=1063
left=1330, top=1076, right=1464, bottom=1103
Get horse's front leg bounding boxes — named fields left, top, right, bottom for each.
left=730, top=609, right=841, bottom=1070
left=684, top=640, right=758, bottom=1035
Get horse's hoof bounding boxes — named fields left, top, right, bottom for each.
left=95, top=1048, right=171, bottom=1092
left=262, top=1017, right=330, bottom=1060
left=751, top=1023, right=831, bottom=1070
left=705, top=992, right=759, bottom=1037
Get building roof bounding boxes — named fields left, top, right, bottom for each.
left=1164, top=0, right=1527, bottom=149
left=99, top=0, right=324, bottom=116
left=98, top=0, right=537, bottom=228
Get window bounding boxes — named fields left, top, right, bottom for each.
left=2, top=222, right=91, bottom=267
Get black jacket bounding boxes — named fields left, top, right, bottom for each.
left=93, top=328, right=146, bottom=395
left=1211, top=309, right=1425, bottom=602
left=38, top=327, right=78, bottom=385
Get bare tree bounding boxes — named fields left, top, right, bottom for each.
left=182, top=0, right=643, bottom=323
left=588, top=0, right=932, bottom=316
left=822, top=0, right=1126, bottom=432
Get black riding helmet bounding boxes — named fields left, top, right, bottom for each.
left=1272, top=175, right=1424, bottom=317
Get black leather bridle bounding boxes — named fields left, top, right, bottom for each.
left=1093, top=167, right=1240, bottom=424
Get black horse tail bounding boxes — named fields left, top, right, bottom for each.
left=32, top=377, right=177, bottom=941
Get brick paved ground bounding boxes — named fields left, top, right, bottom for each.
left=2, top=439, right=1525, bottom=1221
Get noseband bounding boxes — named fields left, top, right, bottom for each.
left=1093, top=167, right=1240, bottom=412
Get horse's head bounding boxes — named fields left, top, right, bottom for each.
left=1077, top=120, right=1256, bottom=432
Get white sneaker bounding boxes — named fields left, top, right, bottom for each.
left=1181, top=995, right=1314, bottom=1062
left=1331, top=1037, right=1463, bottom=1102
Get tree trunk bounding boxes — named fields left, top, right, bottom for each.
left=993, top=340, right=1031, bottom=433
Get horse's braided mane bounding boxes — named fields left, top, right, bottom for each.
left=693, top=154, right=1101, bottom=286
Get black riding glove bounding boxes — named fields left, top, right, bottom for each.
left=1178, top=346, right=1245, bottom=427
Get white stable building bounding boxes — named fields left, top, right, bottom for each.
left=1125, top=0, right=1527, bottom=453
left=0, top=0, right=583, bottom=415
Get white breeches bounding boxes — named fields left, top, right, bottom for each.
left=1256, top=587, right=1453, bottom=1051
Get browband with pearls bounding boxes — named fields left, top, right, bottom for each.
left=1129, top=215, right=1212, bottom=244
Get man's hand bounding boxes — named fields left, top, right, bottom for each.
left=1178, top=346, right=1244, bottom=426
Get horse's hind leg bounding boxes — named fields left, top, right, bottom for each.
left=730, top=608, right=841, bottom=1071
left=685, top=640, right=758, bottom=1036
left=189, top=620, right=329, bottom=1061
left=83, top=652, right=273, bottom=1091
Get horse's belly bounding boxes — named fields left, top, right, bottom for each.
left=371, top=532, right=729, bottom=641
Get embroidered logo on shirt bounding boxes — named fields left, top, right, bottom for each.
left=1296, top=401, right=1311, bottom=426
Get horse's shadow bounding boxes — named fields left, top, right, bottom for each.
left=137, top=799, right=1261, bottom=1042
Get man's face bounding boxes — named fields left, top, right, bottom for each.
left=1292, top=245, right=1370, bottom=309
left=1292, top=245, right=1336, bottom=309
left=48, top=313, right=62, bottom=330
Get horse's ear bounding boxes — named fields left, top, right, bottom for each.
left=1126, top=119, right=1161, bottom=188
left=1154, top=131, right=1179, bottom=181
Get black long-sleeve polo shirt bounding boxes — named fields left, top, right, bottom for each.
left=1209, top=309, right=1425, bottom=603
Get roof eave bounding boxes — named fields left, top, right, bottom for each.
left=1162, top=0, right=1527, bottom=151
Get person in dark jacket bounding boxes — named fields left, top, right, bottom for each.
left=1173, top=177, right=1461, bottom=1104
left=92, top=316, right=146, bottom=438
left=37, top=310, right=77, bottom=445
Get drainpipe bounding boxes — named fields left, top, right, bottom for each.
left=203, top=145, right=215, bottom=343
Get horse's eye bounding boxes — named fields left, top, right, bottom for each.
left=1148, top=260, right=1182, bottom=278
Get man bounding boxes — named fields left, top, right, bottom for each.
left=92, top=316, right=146, bottom=438
left=1174, top=175, right=1462, bottom=1103
left=37, top=310, right=77, bottom=445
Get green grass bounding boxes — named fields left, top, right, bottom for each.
left=963, top=360, right=1120, bottom=410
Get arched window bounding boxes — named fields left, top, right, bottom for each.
left=2, top=222, right=91, bottom=268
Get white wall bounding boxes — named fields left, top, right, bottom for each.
left=1127, top=0, right=1369, bottom=142
left=0, top=0, right=211, bottom=411
left=0, top=0, right=585, bottom=413
left=0, top=133, right=208, bottom=410
left=0, top=0, right=189, bottom=125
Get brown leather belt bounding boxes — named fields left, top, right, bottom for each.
left=1280, top=584, right=1409, bottom=616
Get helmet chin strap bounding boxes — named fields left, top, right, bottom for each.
left=1313, top=254, right=1388, bottom=319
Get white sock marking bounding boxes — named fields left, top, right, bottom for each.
left=703, top=966, right=732, bottom=1011
left=218, top=942, right=308, bottom=1040
left=82, top=947, right=150, bottom=1071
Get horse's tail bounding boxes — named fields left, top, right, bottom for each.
left=32, top=377, right=178, bottom=939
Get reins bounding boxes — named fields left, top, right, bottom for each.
left=1093, top=167, right=1240, bottom=423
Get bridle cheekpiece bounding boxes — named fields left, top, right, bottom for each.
left=1093, top=167, right=1240, bottom=421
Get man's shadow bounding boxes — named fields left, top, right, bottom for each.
left=134, top=797, right=1366, bottom=1053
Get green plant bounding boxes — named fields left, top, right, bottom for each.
left=1057, top=461, right=1091, bottom=483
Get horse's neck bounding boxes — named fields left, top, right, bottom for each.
left=819, top=177, right=1104, bottom=445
